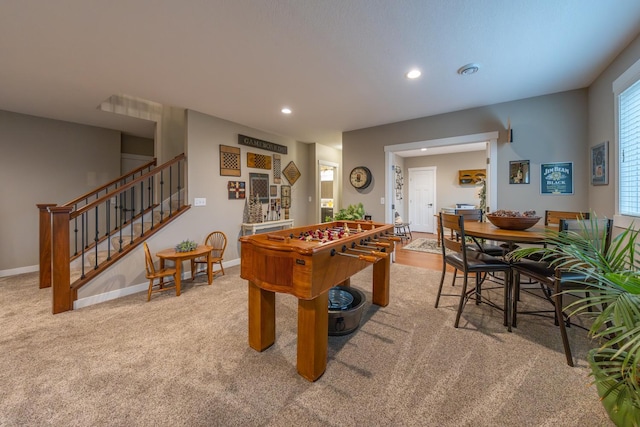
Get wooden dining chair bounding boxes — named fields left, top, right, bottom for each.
left=143, top=242, right=178, bottom=301
left=435, top=213, right=513, bottom=331
left=544, top=210, right=590, bottom=226
left=191, top=231, right=227, bottom=279
left=511, top=218, right=613, bottom=366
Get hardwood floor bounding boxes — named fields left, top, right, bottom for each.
left=393, top=231, right=449, bottom=272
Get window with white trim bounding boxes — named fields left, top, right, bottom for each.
left=614, top=58, right=640, bottom=221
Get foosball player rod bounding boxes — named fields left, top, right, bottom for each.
left=343, top=244, right=389, bottom=258
left=330, top=248, right=377, bottom=263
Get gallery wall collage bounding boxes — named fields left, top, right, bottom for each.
left=220, top=134, right=301, bottom=224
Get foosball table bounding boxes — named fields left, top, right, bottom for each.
left=239, top=220, right=398, bottom=381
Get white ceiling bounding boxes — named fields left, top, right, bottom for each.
left=2, top=1, right=640, bottom=150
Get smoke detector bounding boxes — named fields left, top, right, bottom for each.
left=457, top=63, right=480, bottom=75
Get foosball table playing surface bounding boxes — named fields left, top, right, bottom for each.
left=239, top=220, right=398, bottom=381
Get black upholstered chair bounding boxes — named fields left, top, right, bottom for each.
left=435, top=212, right=513, bottom=331
left=510, top=218, right=613, bottom=366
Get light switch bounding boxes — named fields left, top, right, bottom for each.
left=380, top=197, right=385, bottom=204
left=194, top=198, right=206, bottom=207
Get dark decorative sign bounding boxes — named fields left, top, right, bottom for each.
left=238, top=134, right=288, bottom=154
left=541, top=162, right=573, bottom=195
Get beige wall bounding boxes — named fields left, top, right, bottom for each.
left=342, top=89, right=590, bottom=221
left=121, top=134, right=154, bottom=156
left=0, top=110, right=121, bottom=273
left=588, top=33, right=640, bottom=218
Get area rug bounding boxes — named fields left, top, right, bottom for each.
left=402, top=237, right=443, bottom=254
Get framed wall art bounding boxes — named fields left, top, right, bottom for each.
left=247, top=152, right=272, bottom=170
left=249, top=173, right=269, bottom=203
left=282, top=161, right=301, bottom=185
left=228, top=181, right=246, bottom=199
left=220, top=145, right=241, bottom=176
left=273, top=154, right=282, bottom=184
left=270, top=185, right=277, bottom=197
left=591, top=141, right=609, bottom=185
left=281, top=184, right=291, bottom=208
left=541, top=162, right=573, bottom=195
left=509, top=160, right=530, bottom=184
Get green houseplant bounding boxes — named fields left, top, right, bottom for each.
left=331, top=202, right=365, bottom=222
left=511, top=218, right=640, bottom=426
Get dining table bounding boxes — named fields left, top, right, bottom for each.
left=463, top=221, right=549, bottom=248
left=156, top=245, right=213, bottom=296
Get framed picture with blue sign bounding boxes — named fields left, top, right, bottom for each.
left=541, top=162, right=573, bottom=195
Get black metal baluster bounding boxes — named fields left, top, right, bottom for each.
left=106, top=198, right=111, bottom=261
left=94, top=203, right=99, bottom=270
left=81, top=212, right=86, bottom=279
left=130, top=186, right=135, bottom=245
left=169, top=165, right=173, bottom=216
left=160, top=170, right=165, bottom=221
left=73, top=203, right=79, bottom=256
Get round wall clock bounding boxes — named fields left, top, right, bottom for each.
left=349, top=166, right=372, bottom=189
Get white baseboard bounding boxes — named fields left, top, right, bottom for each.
left=73, top=259, right=240, bottom=309
left=0, top=264, right=39, bottom=278
left=74, top=282, right=148, bottom=309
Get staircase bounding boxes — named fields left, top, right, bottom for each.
left=38, top=154, right=189, bottom=314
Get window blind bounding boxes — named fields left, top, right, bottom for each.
left=619, top=79, right=640, bottom=217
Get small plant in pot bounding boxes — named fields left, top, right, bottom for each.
left=510, top=217, right=640, bottom=426
left=333, top=203, right=365, bottom=221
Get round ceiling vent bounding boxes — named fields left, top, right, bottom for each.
left=457, top=63, right=480, bottom=75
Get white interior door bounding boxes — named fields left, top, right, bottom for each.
left=409, top=167, right=436, bottom=233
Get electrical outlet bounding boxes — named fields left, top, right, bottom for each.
left=194, top=198, right=206, bottom=207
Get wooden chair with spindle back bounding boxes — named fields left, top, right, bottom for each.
left=143, top=242, right=178, bottom=301
left=191, top=231, right=228, bottom=279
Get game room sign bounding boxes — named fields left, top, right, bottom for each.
left=238, top=134, right=288, bottom=155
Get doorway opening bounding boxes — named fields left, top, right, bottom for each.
left=319, top=161, right=339, bottom=222
left=384, top=131, right=499, bottom=225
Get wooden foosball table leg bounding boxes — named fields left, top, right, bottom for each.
left=248, top=281, right=275, bottom=352
left=372, top=254, right=390, bottom=307
left=297, top=292, right=329, bottom=381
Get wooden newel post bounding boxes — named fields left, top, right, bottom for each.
left=37, top=204, right=57, bottom=289
left=49, top=206, right=73, bottom=314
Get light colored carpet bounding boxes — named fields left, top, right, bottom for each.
left=402, top=237, right=443, bottom=254
left=0, top=264, right=611, bottom=426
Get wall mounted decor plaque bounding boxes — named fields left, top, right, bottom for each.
left=282, top=161, right=301, bottom=185
left=247, top=152, right=272, bottom=170
left=591, top=141, right=609, bottom=185
left=273, top=154, right=281, bottom=184
left=220, top=145, right=241, bottom=176
left=509, top=160, right=530, bottom=184
left=541, top=162, right=573, bottom=195
left=281, top=184, right=291, bottom=208
left=270, top=185, right=277, bottom=197
left=228, top=181, right=246, bottom=199
left=249, top=173, right=269, bottom=203
left=238, top=134, right=288, bottom=154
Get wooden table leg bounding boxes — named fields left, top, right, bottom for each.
left=248, top=281, right=275, bottom=352
left=174, top=259, right=182, bottom=296
left=297, top=292, right=328, bottom=382
left=372, top=255, right=390, bottom=307
left=206, top=252, right=213, bottom=285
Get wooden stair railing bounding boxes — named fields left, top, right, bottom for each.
left=38, top=154, right=189, bottom=314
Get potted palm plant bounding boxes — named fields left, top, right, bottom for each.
left=510, top=218, right=640, bottom=426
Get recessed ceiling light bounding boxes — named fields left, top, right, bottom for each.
left=457, top=63, right=480, bottom=75
left=281, top=107, right=292, bottom=114
left=420, top=148, right=427, bottom=151
left=406, top=69, right=421, bottom=79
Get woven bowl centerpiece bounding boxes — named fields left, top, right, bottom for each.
left=486, top=210, right=541, bottom=230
